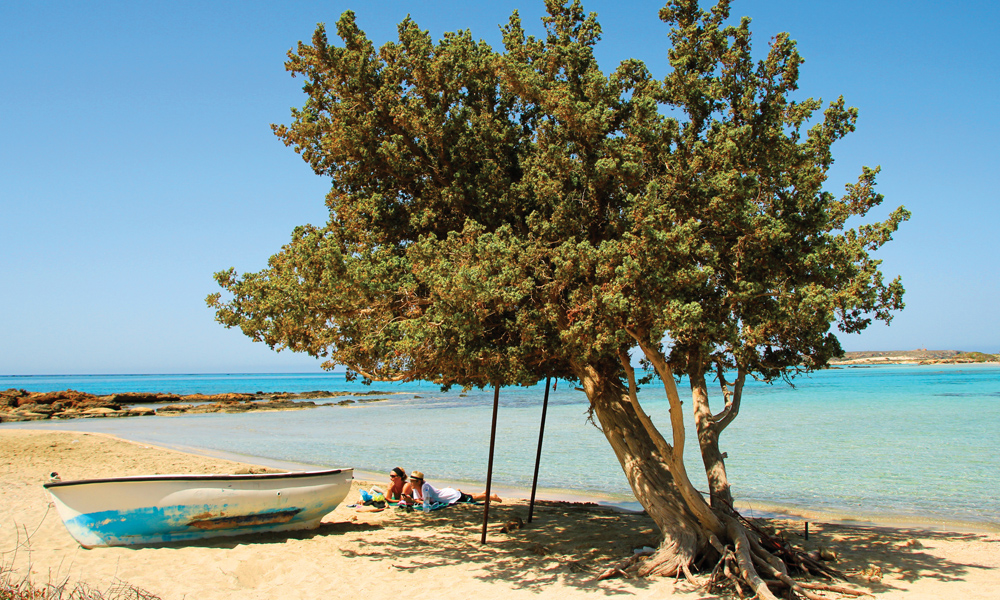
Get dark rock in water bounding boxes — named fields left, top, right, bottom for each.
left=289, top=390, right=344, bottom=399
left=108, top=392, right=182, bottom=404
left=81, top=407, right=120, bottom=418
left=1, top=392, right=20, bottom=408
left=183, top=393, right=254, bottom=403
left=0, top=387, right=407, bottom=421
left=261, top=399, right=317, bottom=410
left=0, top=412, right=45, bottom=422
left=20, top=390, right=96, bottom=406
left=14, top=403, right=53, bottom=415
left=216, top=403, right=255, bottom=413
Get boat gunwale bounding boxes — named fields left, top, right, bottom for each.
left=43, top=468, right=352, bottom=489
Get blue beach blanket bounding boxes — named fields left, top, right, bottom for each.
left=392, top=498, right=480, bottom=512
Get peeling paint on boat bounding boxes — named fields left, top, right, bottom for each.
left=188, top=508, right=302, bottom=529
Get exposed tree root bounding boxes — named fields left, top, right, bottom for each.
left=725, top=513, right=781, bottom=600
left=680, top=562, right=699, bottom=587
left=595, top=548, right=654, bottom=581
left=636, top=542, right=696, bottom=577
left=596, top=508, right=871, bottom=600
left=736, top=511, right=846, bottom=581
left=766, top=578, right=874, bottom=597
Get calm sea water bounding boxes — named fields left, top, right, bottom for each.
left=3, top=365, right=998, bottom=529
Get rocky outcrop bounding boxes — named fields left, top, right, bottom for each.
left=0, top=388, right=399, bottom=422
left=1, top=389, right=121, bottom=421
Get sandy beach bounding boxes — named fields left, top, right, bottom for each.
left=2, top=429, right=997, bottom=599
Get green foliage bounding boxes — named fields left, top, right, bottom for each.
left=953, top=352, right=999, bottom=363
left=209, top=0, right=907, bottom=389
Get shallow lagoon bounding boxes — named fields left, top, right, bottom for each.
left=4, top=364, right=998, bottom=529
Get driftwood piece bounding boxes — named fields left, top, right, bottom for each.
left=595, top=549, right=655, bottom=581
left=766, top=578, right=873, bottom=597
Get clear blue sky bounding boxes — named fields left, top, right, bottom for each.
left=2, top=1, right=997, bottom=375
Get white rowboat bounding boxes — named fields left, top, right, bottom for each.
left=44, top=468, right=353, bottom=547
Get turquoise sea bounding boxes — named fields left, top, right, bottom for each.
left=3, top=364, right=998, bottom=530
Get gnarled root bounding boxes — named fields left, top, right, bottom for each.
left=766, top=578, right=873, bottom=597
left=596, top=539, right=697, bottom=581
left=736, top=512, right=846, bottom=581
left=637, top=539, right=697, bottom=577
left=630, top=510, right=871, bottom=600
left=595, top=550, right=650, bottom=581
left=724, top=513, right=782, bottom=600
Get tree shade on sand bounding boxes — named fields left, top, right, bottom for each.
left=208, top=1, right=907, bottom=596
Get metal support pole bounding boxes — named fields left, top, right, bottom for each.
left=528, top=376, right=551, bottom=523
left=481, top=385, right=501, bottom=544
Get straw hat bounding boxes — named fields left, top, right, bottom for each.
left=410, top=470, right=425, bottom=481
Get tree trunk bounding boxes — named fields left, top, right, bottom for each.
left=575, top=362, right=707, bottom=574
left=689, top=369, right=734, bottom=509
left=567, top=362, right=866, bottom=599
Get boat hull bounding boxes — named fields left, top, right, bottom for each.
left=44, top=469, right=353, bottom=547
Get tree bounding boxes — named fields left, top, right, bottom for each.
left=208, top=0, right=907, bottom=595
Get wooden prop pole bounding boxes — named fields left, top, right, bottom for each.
left=528, top=377, right=551, bottom=523
left=481, top=385, right=501, bottom=544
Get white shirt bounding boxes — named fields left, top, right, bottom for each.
left=416, top=481, right=461, bottom=512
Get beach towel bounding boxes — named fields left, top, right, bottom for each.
left=392, top=498, right=479, bottom=512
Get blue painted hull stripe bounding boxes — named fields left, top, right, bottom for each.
left=64, top=501, right=333, bottom=546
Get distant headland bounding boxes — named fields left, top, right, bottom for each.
left=830, top=349, right=999, bottom=365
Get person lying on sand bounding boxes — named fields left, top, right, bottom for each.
left=386, top=467, right=407, bottom=502
left=402, top=470, right=502, bottom=513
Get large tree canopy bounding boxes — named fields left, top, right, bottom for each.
left=209, top=1, right=906, bottom=595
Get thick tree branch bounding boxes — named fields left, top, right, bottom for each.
left=622, top=334, right=725, bottom=537
left=712, top=366, right=745, bottom=432
left=623, top=331, right=685, bottom=460
left=352, top=367, right=411, bottom=382
left=619, top=351, right=675, bottom=460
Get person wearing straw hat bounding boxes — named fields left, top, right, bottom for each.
left=402, top=471, right=502, bottom=513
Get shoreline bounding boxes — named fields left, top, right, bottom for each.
left=4, top=365, right=998, bottom=537
left=21, top=426, right=997, bottom=536
left=3, top=428, right=998, bottom=600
